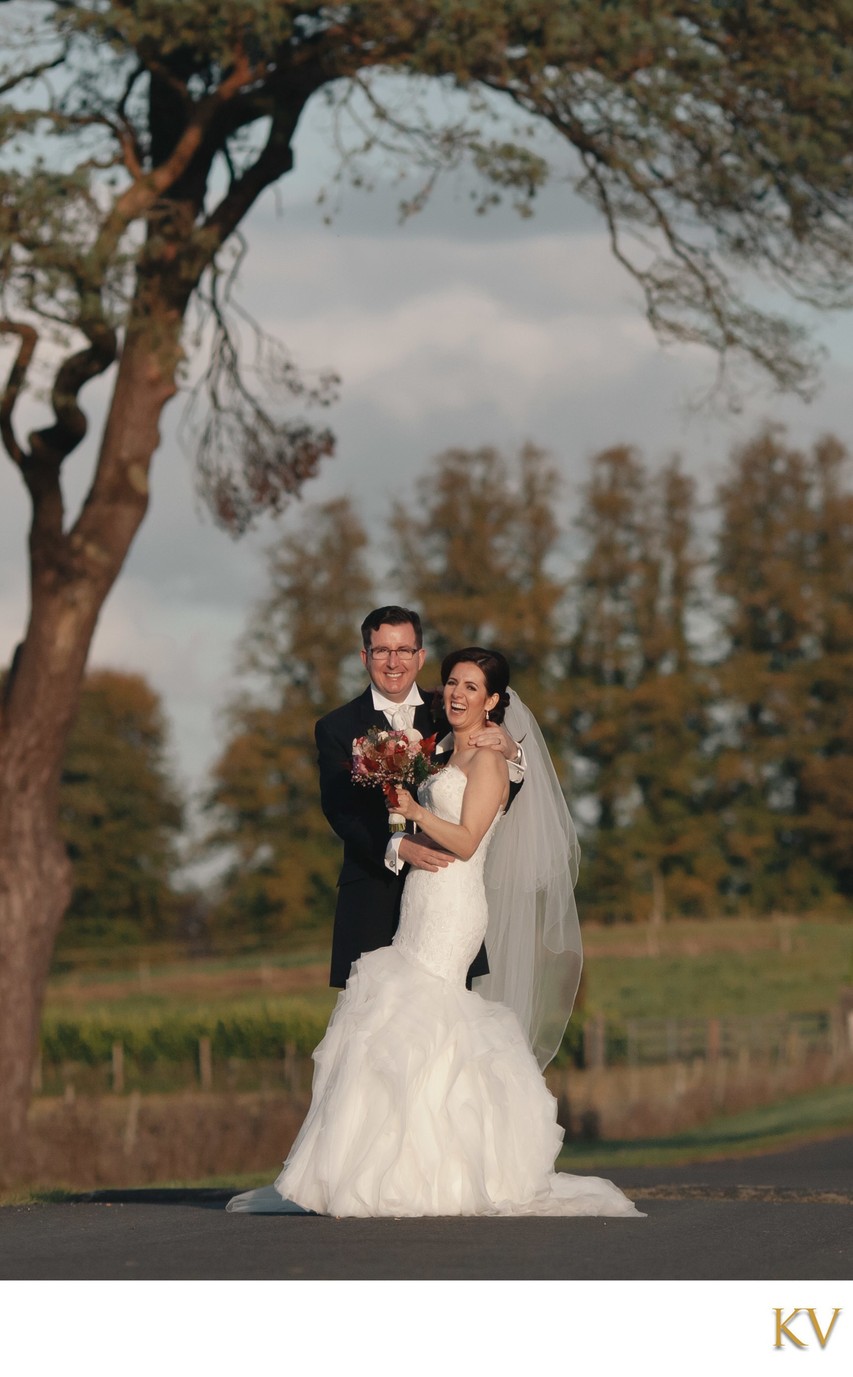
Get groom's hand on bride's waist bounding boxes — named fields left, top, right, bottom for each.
left=397, top=836, right=456, bottom=871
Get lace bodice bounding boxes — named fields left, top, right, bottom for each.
left=392, top=763, right=500, bottom=985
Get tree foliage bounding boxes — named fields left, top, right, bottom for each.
left=40, top=427, right=853, bottom=957
left=566, top=447, right=715, bottom=921
left=392, top=443, right=566, bottom=726
left=207, top=425, right=853, bottom=936
left=565, top=427, right=853, bottom=920
left=58, top=670, right=184, bottom=948
left=204, top=498, right=373, bottom=945
left=710, top=428, right=853, bottom=911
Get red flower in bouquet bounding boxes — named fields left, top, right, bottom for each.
left=352, top=727, right=438, bottom=832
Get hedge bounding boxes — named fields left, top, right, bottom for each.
left=40, top=1000, right=334, bottom=1067
left=40, top=1004, right=589, bottom=1068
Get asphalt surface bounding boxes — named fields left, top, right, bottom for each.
left=2, top=1135, right=851, bottom=1280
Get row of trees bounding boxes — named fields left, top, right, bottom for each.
left=55, top=422, right=853, bottom=945
left=206, top=423, right=853, bottom=935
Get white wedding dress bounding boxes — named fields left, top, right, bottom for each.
left=227, top=765, right=642, bottom=1218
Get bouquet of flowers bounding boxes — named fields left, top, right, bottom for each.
left=352, top=726, right=438, bottom=832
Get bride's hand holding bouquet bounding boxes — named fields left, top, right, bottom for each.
left=383, top=780, right=419, bottom=823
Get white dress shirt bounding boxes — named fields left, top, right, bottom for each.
left=371, top=685, right=424, bottom=726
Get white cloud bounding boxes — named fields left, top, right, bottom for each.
left=276, top=287, right=650, bottom=426
left=237, top=227, right=655, bottom=431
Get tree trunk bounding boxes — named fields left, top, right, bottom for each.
left=0, top=326, right=177, bottom=1184
left=0, top=773, right=72, bottom=1182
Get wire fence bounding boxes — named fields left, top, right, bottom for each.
left=581, top=1008, right=851, bottom=1069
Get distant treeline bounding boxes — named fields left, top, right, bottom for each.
left=50, top=424, right=853, bottom=949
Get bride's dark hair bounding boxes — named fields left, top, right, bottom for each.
left=439, top=647, right=511, bottom=725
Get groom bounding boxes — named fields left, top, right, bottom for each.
left=316, top=605, right=524, bottom=989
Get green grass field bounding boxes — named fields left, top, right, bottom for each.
left=555, top=1083, right=853, bottom=1171
left=583, top=920, right=853, bottom=1020
left=45, top=917, right=853, bottom=1026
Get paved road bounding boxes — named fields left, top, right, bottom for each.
left=2, top=1135, right=851, bottom=1280
left=615, top=1132, right=853, bottom=1195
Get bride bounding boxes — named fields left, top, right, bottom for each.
left=227, top=648, right=642, bottom=1219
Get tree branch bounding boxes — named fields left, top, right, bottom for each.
left=28, top=324, right=118, bottom=468
left=184, top=231, right=338, bottom=535
left=0, top=53, right=63, bottom=99
left=0, top=320, right=37, bottom=467
left=200, top=99, right=300, bottom=253
left=89, top=43, right=273, bottom=266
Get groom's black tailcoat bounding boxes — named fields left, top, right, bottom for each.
left=316, top=685, right=490, bottom=989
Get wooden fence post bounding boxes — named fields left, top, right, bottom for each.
left=198, top=1035, right=213, bottom=1090
left=585, top=1016, right=606, bottom=1070
left=626, top=1020, right=638, bottom=1068
left=283, top=1040, right=301, bottom=1091
left=706, top=1017, right=721, bottom=1063
left=123, top=1090, right=141, bottom=1157
left=111, top=1040, right=125, bottom=1094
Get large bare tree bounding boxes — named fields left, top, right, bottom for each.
left=1, top=0, right=851, bottom=1178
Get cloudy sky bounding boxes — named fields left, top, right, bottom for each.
left=2, top=85, right=852, bottom=813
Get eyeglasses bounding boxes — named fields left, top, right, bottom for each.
left=368, top=646, right=420, bottom=662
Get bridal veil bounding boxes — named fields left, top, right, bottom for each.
left=476, top=690, right=583, bottom=1070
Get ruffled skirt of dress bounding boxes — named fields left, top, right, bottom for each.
left=226, top=946, right=642, bottom=1219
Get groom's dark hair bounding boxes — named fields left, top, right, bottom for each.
left=361, top=606, right=423, bottom=649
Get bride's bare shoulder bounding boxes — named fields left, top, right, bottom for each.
left=466, top=747, right=509, bottom=782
